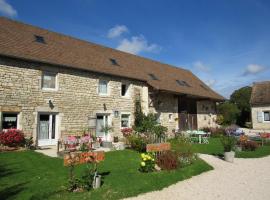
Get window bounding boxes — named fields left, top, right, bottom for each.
left=109, top=58, right=119, bottom=66
left=148, top=73, right=158, bottom=80
left=169, top=114, right=173, bottom=122
left=121, top=83, right=129, bottom=97
left=176, top=80, right=191, bottom=87
left=98, top=80, right=108, bottom=95
left=121, top=114, right=130, bottom=128
left=2, top=113, right=18, bottom=129
left=264, top=111, right=270, bottom=121
left=34, top=35, right=46, bottom=44
left=42, top=71, right=57, bottom=90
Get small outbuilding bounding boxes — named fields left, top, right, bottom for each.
left=250, top=81, right=270, bottom=130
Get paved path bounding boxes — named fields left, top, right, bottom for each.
left=125, top=154, right=270, bottom=200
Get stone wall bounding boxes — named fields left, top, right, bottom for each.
left=148, top=90, right=178, bottom=135
left=196, top=100, right=219, bottom=129
left=0, top=57, right=149, bottom=142
left=251, top=106, right=270, bottom=130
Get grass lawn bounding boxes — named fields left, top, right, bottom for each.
left=0, top=150, right=212, bottom=200
left=189, top=138, right=270, bottom=158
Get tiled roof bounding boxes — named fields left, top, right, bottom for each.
left=0, top=17, right=224, bottom=100
left=250, top=81, right=270, bottom=105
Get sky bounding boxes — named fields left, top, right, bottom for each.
left=0, top=0, right=270, bottom=98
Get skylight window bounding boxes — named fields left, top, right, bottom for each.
left=109, top=58, right=119, bottom=66
left=34, top=35, right=45, bottom=44
left=148, top=73, right=158, bottom=80
left=176, top=80, right=191, bottom=87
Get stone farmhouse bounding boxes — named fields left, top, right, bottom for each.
left=0, top=17, right=224, bottom=146
left=250, top=81, right=270, bottom=130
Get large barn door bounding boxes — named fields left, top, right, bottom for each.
left=178, top=96, right=197, bottom=131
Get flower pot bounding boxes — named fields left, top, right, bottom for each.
left=92, top=175, right=101, bottom=189
left=101, top=141, right=112, bottom=148
left=224, top=151, right=235, bottom=163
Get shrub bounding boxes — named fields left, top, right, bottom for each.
left=139, top=153, right=155, bottom=172
left=152, top=125, right=167, bottom=141
left=121, top=128, right=133, bottom=137
left=169, top=136, right=196, bottom=167
left=24, top=137, right=34, bottom=149
left=0, top=129, right=25, bottom=147
left=220, top=135, right=236, bottom=152
left=157, top=150, right=179, bottom=170
left=241, top=140, right=258, bottom=151
left=127, top=135, right=147, bottom=152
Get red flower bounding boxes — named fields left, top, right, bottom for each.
left=0, top=129, right=25, bottom=147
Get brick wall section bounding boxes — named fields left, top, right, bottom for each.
left=196, top=100, right=219, bottom=129
left=0, top=57, right=149, bottom=141
left=251, top=106, right=270, bottom=129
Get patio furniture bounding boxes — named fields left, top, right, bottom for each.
left=187, top=130, right=209, bottom=144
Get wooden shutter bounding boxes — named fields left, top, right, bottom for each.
left=257, top=111, right=263, bottom=123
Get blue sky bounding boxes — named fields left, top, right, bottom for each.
left=1, top=0, right=270, bottom=98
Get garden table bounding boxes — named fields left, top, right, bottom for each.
left=187, top=130, right=209, bottom=144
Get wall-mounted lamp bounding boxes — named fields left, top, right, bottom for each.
left=114, top=110, right=119, bottom=118
left=48, top=99, right=54, bottom=109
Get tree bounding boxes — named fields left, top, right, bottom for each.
left=217, top=101, right=240, bottom=125
left=230, top=86, right=252, bottom=126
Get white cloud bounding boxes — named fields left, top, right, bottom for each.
left=193, top=61, right=210, bottom=72
left=0, top=0, right=17, bottom=17
left=116, top=35, right=161, bottom=55
left=107, top=25, right=128, bottom=38
left=205, top=79, right=216, bottom=87
left=243, top=64, right=266, bottom=76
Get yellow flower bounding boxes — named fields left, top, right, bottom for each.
left=152, top=158, right=155, bottom=161
left=141, top=162, right=146, bottom=166
left=143, top=157, right=147, bottom=161
left=141, top=153, right=145, bottom=158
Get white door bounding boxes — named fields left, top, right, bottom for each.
left=38, top=113, right=58, bottom=146
left=96, top=114, right=109, bottom=139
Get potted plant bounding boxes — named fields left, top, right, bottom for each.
left=220, top=135, right=236, bottom=163
left=101, top=125, right=113, bottom=148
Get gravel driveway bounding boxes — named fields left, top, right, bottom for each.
left=125, top=154, right=270, bottom=200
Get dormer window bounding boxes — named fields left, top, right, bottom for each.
left=176, top=80, right=190, bottom=87
left=34, top=35, right=46, bottom=44
left=148, top=73, right=158, bottom=80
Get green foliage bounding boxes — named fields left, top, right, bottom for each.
left=230, top=86, right=252, bottom=126
left=220, top=135, right=237, bottom=152
left=217, top=101, right=240, bottom=125
left=24, top=137, right=34, bottom=150
left=134, top=113, right=158, bottom=133
left=152, top=125, right=168, bottom=139
left=127, top=135, right=147, bottom=152
left=134, top=99, right=144, bottom=127
left=168, top=136, right=196, bottom=167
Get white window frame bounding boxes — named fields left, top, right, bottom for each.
left=98, top=80, right=109, bottom=96
left=120, top=113, right=131, bottom=129
left=42, top=71, right=58, bottom=91
left=120, top=83, right=130, bottom=98
left=1, top=112, right=21, bottom=130
left=263, top=111, right=270, bottom=122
